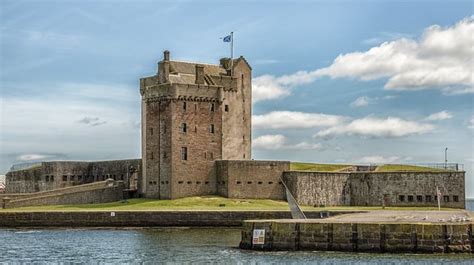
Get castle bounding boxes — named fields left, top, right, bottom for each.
left=3, top=51, right=466, bottom=209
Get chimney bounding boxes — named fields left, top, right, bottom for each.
left=195, top=64, right=205, bottom=84
left=160, top=50, right=170, bottom=83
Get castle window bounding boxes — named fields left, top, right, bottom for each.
left=161, top=181, right=164, bottom=184
left=149, top=181, right=153, bottom=185
left=181, top=147, right=188, bottom=160
left=247, top=181, right=252, bottom=184
left=163, top=152, right=167, bottom=159
left=183, top=102, right=187, bottom=111
left=45, top=176, right=50, bottom=182
left=425, top=195, right=432, bottom=202
left=181, top=123, right=187, bottom=133
left=241, top=73, right=244, bottom=88
left=121, top=174, right=124, bottom=180
left=243, top=154, right=245, bottom=159
left=194, top=126, right=197, bottom=133
left=178, top=181, right=183, bottom=184
left=50, top=176, right=54, bottom=182
left=237, top=181, right=241, bottom=184
left=209, top=124, right=215, bottom=134
left=453, top=195, right=459, bottom=202
left=150, top=128, right=153, bottom=136
left=210, top=103, right=215, bottom=112
left=416, top=195, right=422, bottom=202
left=204, top=152, right=206, bottom=159
left=443, top=195, right=450, bottom=202
left=399, top=195, right=405, bottom=202
left=205, top=181, right=209, bottom=184
left=435, top=195, right=438, bottom=201
left=187, top=181, right=192, bottom=184
left=408, top=195, right=414, bottom=202
left=258, top=181, right=262, bottom=184
left=150, top=152, right=154, bottom=160
left=196, top=181, right=201, bottom=184
left=194, top=104, right=197, bottom=111
left=268, top=181, right=273, bottom=184
left=225, top=105, right=229, bottom=112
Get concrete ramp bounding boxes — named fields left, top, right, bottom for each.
left=1, top=179, right=124, bottom=209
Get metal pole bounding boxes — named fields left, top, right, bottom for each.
left=230, top=32, right=234, bottom=76
left=445, top=147, right=448, bottom=169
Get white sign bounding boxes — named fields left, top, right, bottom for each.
left=110, top=212, right=116, bottom=217
left=252, top=229, right=265, bottom=245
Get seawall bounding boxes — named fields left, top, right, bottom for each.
left=240, top=219, right=474, bottom=254
left=0, top=211, right=355, bottom=228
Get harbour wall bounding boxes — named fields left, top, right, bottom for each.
left=240, top=220, right=474, bottom=254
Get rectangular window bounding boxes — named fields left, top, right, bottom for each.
left=150, top=152, right=154, bottom=160
left=408, top=195, right=414, bottom=202
left=209, top=124, right=215, bottom=134
left=210, top=103, right=215, bottom=112
left=150, top=128, right=153, bottom=135
left=183, top=102, right=187, bottom=111
left=399, top=195, right=405, bottom=202
left=45, top=176, right=50, bottom=182
left=50, top=176, right=54, bottom=182
left=453, top=195, right=459, bottom=202
left=163, top=151, right=167, bottom=159
left=225, top=105, right=229, bottom=112
left=416, top=195, right=423, bottom=202
left=443, top=195, right=450, bottom=202
left=425, top=195, right=432, bottom=202
left=181, top=147, right=188, bottom=160
left=181, top=123, right=187, bottom=133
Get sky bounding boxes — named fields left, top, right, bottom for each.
left=0, top=1, right=473, bottom=195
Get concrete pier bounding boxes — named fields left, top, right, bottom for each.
left=240, top=211, right=474, bottom=254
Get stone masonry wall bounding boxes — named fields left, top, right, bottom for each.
left=349, top=171, right=465, bottom=208
left=5, top=159, right=140, bottom=194
left=216, top=160, right=290, bottom=199
left=3, top=180, right=125, bottom=209
left=283, top=172, right=351, bottom=206
left=283, top=171, right=465, bottom=208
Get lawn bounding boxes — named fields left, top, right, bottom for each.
left=290, top=162, right=349, bottom=172
left=0, top=196, right=456, bottom=212
left=375, top=164, right=446, bottom=172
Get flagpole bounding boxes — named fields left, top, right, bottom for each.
left=230, top=31, right=234, bottom=76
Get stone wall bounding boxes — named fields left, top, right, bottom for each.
left=283, top=172, right=351, bottom=206
left=216, top=160, right=290, bottom=199
left=0, top=210, right=347, bottom=227
left=283, top=171, right=465, bottom=208
left=2, top=180, right=124, bottom=209
left=5, top=159, right=141, bottom=194
left=349, top=171, right=465, bottom=208
left=240, top=220, right=474, bottom=253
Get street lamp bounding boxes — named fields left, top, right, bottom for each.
left=444, top=147, right=448, bottom=170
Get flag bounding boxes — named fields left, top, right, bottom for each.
left=223, top=35, right=231, bottom=42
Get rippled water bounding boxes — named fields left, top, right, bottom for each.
left=1, top=227, right=473, bottom=264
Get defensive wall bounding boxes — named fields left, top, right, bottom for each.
left=283, top=171, right=465, bottom=208
left=2, top=179, right=125, bottom=209
left=240, top=219, right=474, bottom=254
left=5, top=159, right=141, bottom=194
left=216, top=160, right=289, bottom=199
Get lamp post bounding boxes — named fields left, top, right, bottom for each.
left=444, top=147, right=448, bottom=170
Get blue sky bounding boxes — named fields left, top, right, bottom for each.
left=1, top=1, right=473, bottom=196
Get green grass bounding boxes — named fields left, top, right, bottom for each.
left=0, top=196, right=457, bottom=212
left=376, top=164, right=447, bottom=172
left=290, top=162, right=349, bottom=172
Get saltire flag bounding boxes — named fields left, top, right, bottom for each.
left=223, top=35, right=232, bottom=42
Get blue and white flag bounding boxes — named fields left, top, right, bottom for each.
left=223, top=35, right=232, bottom=42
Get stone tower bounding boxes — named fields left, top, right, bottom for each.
left=139, top=51, right=252, bottom=199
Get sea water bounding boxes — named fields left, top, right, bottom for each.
left=1, top=202, right=473, bottom=264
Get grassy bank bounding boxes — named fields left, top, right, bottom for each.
left=0, top=196, right=456, bottom=212
left=290, top=162, right=349, bottom=172
left=375, top=164, right=447, bottom=172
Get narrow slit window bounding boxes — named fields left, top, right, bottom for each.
left=225, top=105, right=229, bottom=112
left=181, top=123, right=187, bottom=133
left=210, top=103, right=215, bottom=112
left=209, top=124, right=215, bottom=134
left=183, top=102, right=187, bottom=111
left=181, top=147, right=188, bottom=160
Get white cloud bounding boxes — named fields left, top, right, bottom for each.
left=253, top=111, right=344, bottom=129
left=425, top=111, right=453, bottom=121
left=351, top=96, right=371, bottom=107
left=77, top=116, right=107, bottom=126
left=469, top=116, right=474, bottom=129
left=356, top=155, right=411, bottom=164
left=252, top=17, right=473, bottom=101
left=314, top=116, right=434, bottom=138
left=253, top=134, right=321, bottom=150
left=362, top=32, right=414, bottom=45
left=316, top=17, right=473, bottom=94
